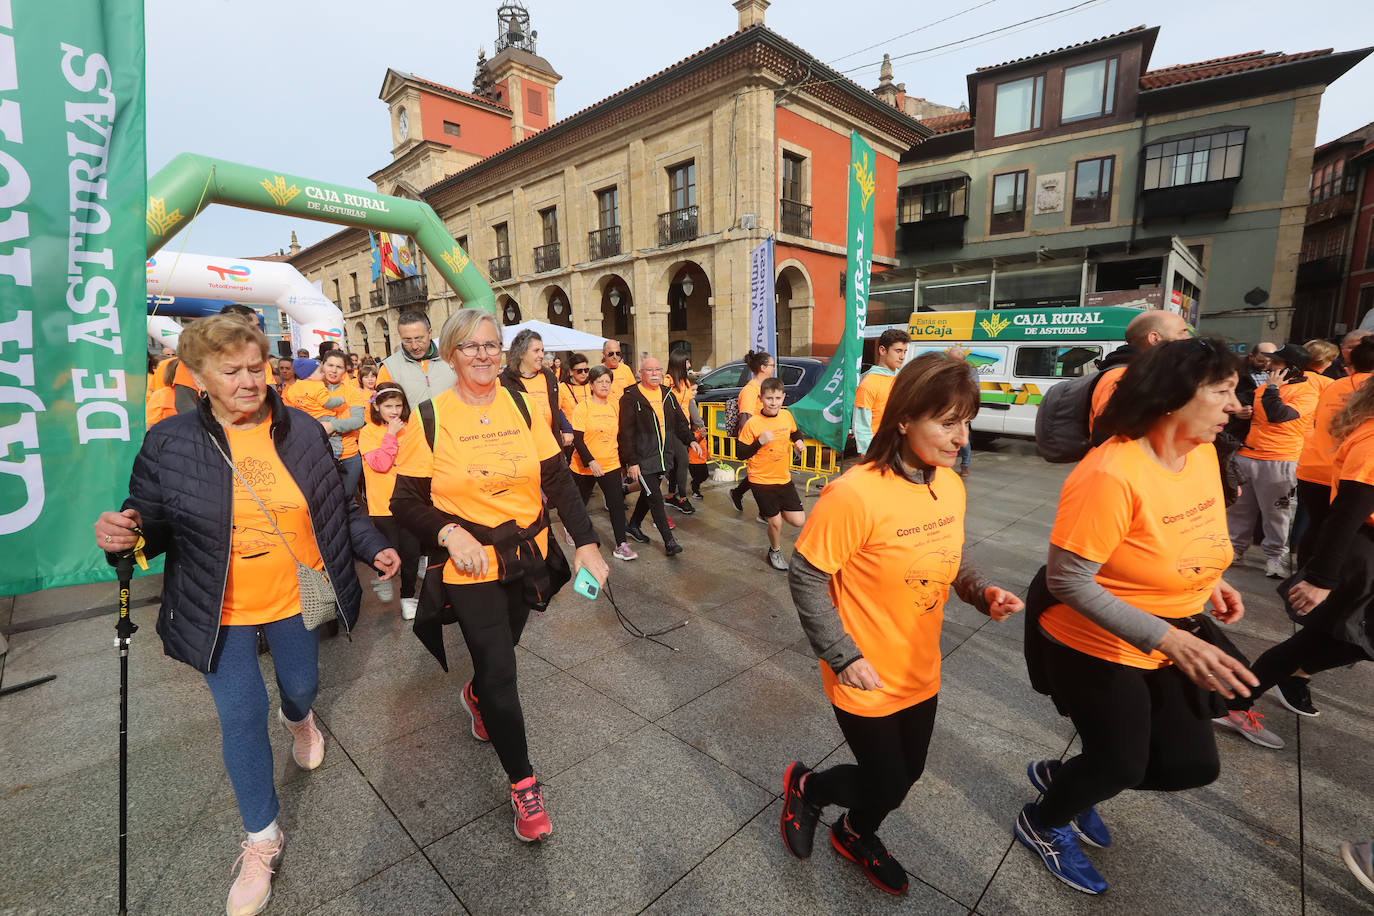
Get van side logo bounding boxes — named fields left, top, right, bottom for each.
left=979, top=314, right=1010, bottom=338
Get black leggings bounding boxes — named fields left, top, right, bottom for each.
left=1229, top=626, right=1369, bottom=711
left=370, top=515, right=420, bottom=599
left=1036, top=637, right=1219, bottom=828
left=445, top=580, right=533, bottom=783
left=1293, top=480, right=1331, bottom=565
left=575, top=472, right=628, bottom=545
left=802, top=695, right=938, bottom=837
left=630, top=471, right=672, bottom=539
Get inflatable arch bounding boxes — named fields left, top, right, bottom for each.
left=147, top=253, right=342, bottom=352
left=147, top=314, right=184, bottom=352
left=146, top=153, right=496, bottom=315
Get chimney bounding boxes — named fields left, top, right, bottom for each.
left=733, top=0, right=769, bottom=29
left=288, top=230, right=300, bottom=256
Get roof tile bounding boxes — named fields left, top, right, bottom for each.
left=1140, top=48, right=1334, bottom=89
left=919, top=111, right=973, bottom=134
left=975, top=25, right=1147, bottom=72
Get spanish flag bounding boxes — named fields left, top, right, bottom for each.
left=378, top=232, right=403, bottom=280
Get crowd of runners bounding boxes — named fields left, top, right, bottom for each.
left=107, top=306, right=1374, bottom=911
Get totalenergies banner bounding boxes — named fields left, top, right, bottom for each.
left=792, top=132, right=875, bottom=452
left=0, top=1, right=147, bottom=594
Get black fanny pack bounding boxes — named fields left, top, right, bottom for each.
left=1155, top=612, right=1251, bottom=719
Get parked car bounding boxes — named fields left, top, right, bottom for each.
left=695, top=356, right=830, bottom=408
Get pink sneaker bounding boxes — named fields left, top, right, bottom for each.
left=225, top=832, right=285, bottom=916
left=510, top=775, right=552, bottom=841
left=278, top=708, right=325, bottom=769
left=463, top=680, right=489, bottom=742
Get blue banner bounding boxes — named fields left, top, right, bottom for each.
left=749, top=237, right=776, bottom=357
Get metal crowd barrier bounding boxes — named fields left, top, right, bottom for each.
left=699, top=402, right=840, bottom=495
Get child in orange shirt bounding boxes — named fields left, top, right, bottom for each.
left=359, top=383, right=421, bottom=617
left=737, top=377, right=806, bottom=570
left=686, top=378, right=710, bottom=500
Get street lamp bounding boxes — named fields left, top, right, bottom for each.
left=680, top=274, right=694, bottom=298
left=608, top=287, right=621, bottom=307
left=551, top=294, right=564, bottom=315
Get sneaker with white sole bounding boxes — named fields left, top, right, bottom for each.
left=225, top=832, right=285, bottom=916
left=462, top=680, right=489, bottom=742
left=767, top=547, right=788, bottom=571
left=1340, top=839, right=1374, bottom=896
left=1213, top=709, right=1285, bottom=749
left=373, top=577, right=393, bottom=603
left=1015, top=803, right=1107, bottom=895
left=510, top=776, right=552, bottom=841
left=1027, top=759, right=1111, bottom=848
left=1276, top=675, right=1319, bottom=716
left=612, top=542, right=638, bottom=561
left=278, top=709, right=324, bottom=769
left=1265, top=557, right=1289, bottom=579
left=400, top=597, right=418, bottom=620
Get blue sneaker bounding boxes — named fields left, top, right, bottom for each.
left=1028, top=759, right=1111, bottom=848
left=1015, top=803, right=1107, bottom=896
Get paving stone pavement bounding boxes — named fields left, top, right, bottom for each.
left=2, top=441, right=1372, bottom=914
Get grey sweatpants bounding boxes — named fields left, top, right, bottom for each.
left=1226, top=455, right=1296, bottom=562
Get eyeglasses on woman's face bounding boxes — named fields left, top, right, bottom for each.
left=456, top=340, right=502, bottom=358
left=573, top=366, right=589, bottom=375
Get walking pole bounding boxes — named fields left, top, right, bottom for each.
left=114, top=529, right=145, bottom=916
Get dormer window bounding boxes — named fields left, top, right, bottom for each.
left=1062, top=58, right=1118, bottom=123
left=993, top=75, right=1044, bottom=137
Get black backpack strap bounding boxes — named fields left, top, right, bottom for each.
left=419, top=399, right=436, bottom=450
left=498, top=378, right=535, bottom=429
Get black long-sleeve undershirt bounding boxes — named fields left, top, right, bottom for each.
left=1303, top=479, right=1374, bottom=588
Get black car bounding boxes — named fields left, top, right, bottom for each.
left=695, top=356, right=830, bottom=407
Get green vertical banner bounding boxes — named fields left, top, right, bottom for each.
left=792, top=131, right=875, bottom=452
left=0, top=0, right=147, bottom=594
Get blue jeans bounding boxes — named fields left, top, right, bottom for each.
left=204, top=615, right=320, bottom=832
left=339, top=453, right=363, bottom=504
left=957, top=443, right=971, bottom=469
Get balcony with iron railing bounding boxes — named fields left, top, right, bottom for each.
left=1307, top=191, right=1358, bottom=226
left=780, top=200, right=812, bottom=238
left=369, top=289, right=383, bottom=309
left=1297, top=254, right=1345, bottom=287
left=588, top=225, right=622, bottom=260
left=533, top=242, right=561, bottom=273
left=657, top=205, right=698, bottom=246
left=347, top=294, right=360, bottom=312
left=385, top=274, right=428, bottom=308
left=489, top=255, right=512, bottom=281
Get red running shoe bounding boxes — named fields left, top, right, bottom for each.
left=510, top=776, right=552, bottom=841
left=462, top=680, right=489, bottom=742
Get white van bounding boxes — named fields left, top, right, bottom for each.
left=901, top=306, right=1144, bottom=438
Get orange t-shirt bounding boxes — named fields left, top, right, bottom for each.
left=1305, top=370, right=1334, bottom=398
left=1041, top=437, right=1230, bottom=669
left=145, top=387, right=177, bottom=428
left=739, top=408, right=798, bottom=485
left=794, top=463, right=966, bottom=716
left=1240, top=381, right=1320, bottom=462
left=689, top=427, right=709, bottom=465
left=394, top=388, right=560, bottom=585
left=570, top=399, right=621, bottom=474
left=289, top=379, right=333, bottom=419
left=642, top=385, right=666, bottom=438
left=854, top=371, right=896, bottom=433
left=559, top=382, right=590, bottom=418
left=221, top=420, right=323, bottom=627
left=327, top=383, right=368, bottom=459
left=518, top=373, right=556, bottom=431
left=605, top=362, right=636, bottom=402
left=738, top=379, right=763, bottom=418
left=1333, top=420, right=1374, bottom=526
left=672, top=379, right=694, bottom=419
left=1088, top=364, right=1127, bottom=433
left=1297, top=373, right=1369, bottom=486
left=358, top=420, right=402, bottom=516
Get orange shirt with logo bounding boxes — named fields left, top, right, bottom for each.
left=854, top=371, right=896, bottom=433
left=519, top=373, right=555, bottom=430
left=359, top=420, right=403, bottom=516
left=1240, top=381, right=1320, bottom=462
left=605, top=362, right=636, bottom=402
left=739, top=408, right=798, bottom=485
left=559, top=382, right=590, bottom=419
left=1332, top=420, right=1374, bottom=527
left=1041, top=437, right=1230, bottom=669
left=794, top=463, right=966, bottom=716
left=672, top=379, right=694, bottom=420
left=220, top=421, right=323, bottom=627
left=1297, top=373, right=1369, bottom=486
left=394, top=388, right=559, bottom=585
left=570, top=399, right=622, bottom=474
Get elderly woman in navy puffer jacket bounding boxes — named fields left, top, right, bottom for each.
left=94, top=315, right=399, bottom=916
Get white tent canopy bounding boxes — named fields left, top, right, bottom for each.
left=501, top=320, right=609, bottom=352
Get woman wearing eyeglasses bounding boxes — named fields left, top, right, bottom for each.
left=391, top=309, right=610, bottom=843
left=1015, top=337, right=1257, bottom=896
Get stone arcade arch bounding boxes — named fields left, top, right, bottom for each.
left=775, top=260, right=814, bottom=357
left=375, top=317, right=391, bottom=355
left=543, top=284, right=572, bottom=328
left=499, top=295, right=523, bottom=327
left=598, top=274, right=634, bottom=355
left=658, top=260, right=713, bottom=368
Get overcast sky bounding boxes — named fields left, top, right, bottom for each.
left=147, top=0, right=1374, bottom=258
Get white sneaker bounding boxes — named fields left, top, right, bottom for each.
left=1264, top=556, right=1290, bottom=579
left=767, top=548, right=788, bottom=571
left=374, top=577, right=394, bottom=602
left=400, top=597, right=418, bottom=620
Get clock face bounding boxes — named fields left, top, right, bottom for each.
left=398, top=109, right=409, bottom=140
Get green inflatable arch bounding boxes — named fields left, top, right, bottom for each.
left=145, top=153, right=495, bottom=315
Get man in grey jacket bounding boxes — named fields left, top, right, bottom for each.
left=377, top=310, right=456, bottom=408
